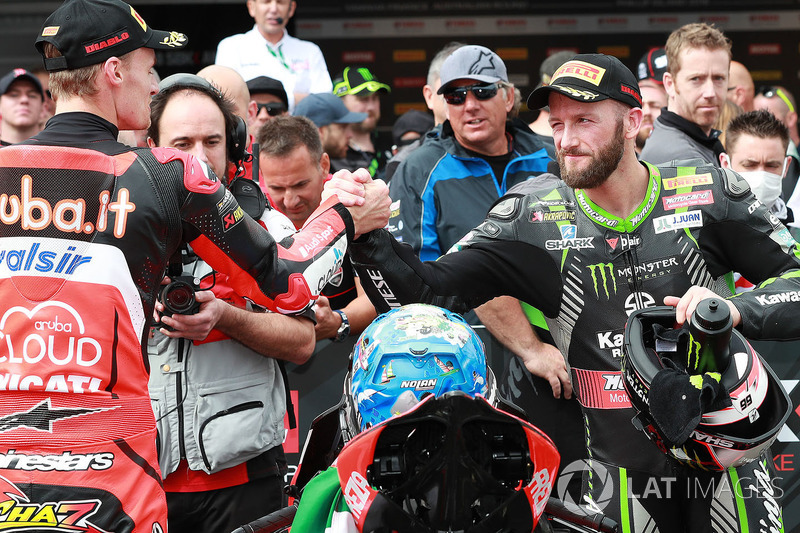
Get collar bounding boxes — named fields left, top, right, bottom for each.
left=656, top=109, right=724, bottom=154
left=441, top=119, right=518, bottom=157
left=30, top=112, right=119, bottom=143
left=253, top=25, right=289, bottom=48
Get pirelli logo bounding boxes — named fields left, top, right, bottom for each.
left=551, top=60, right=606, bottom=87
left=662, top=173, right=713, bottom=190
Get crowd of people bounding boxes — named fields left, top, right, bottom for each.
left=0, top=0, right=799, bottom=532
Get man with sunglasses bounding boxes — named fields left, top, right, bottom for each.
left=386, top=44, right=553, bottom=266
left=247, top=75, right=289, bottom=134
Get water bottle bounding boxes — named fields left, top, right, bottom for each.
left=687, top=298, right=732, bottom=374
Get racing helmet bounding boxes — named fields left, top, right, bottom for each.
left=335, top=304, right=560, bottom=532
left=622, top=301, right=791, bottom=471
left=341, top=303, right=497, bottom=442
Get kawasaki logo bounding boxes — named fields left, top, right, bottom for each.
left=587, top=263, right=616, bottom=299
left=756, top=291, right=800, bottom=305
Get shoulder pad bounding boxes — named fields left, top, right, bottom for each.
left=487, top=194, right=522, bottom=221
left=661, top=157, right=709, bottom=168
left=150, top=147, right=221, bottom=195
left=719, top=167, right=751, bottom=198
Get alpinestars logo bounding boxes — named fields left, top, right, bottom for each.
left=468, top=51, right=497, bottom=76
left=0, top=399, right=112, bottom=433
left=0, top=476, right=107, bottom=532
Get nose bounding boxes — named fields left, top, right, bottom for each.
left=188, top=141, right=209, bottom=166
left=558, top=124, right=580, bottom=152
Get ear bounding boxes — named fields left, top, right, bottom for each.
left=146, top=137, right=156, bottom=149
left=422, top=85, right=435, bottom=111
left=503, top=84, right=515, bottom=114
left=320, top=151, right=331, bottom=176
left=101, top=57, right=125, bottom=89
left=786, top=111, right=798, bottom=130
left=625, top=106, right=644, bottom=140
left=662, top=72, right=676, bottom=100
left=719, top=152, right=731, bottom=169
left=247, top=100, right=258, bottom=127
left=288, top=1, right=297, bottom=19
left=246, top=0, right=256, bottom=19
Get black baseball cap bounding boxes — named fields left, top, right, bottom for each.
left=0, top=69, right=44, bottom=99
left=246, top=76, right=289, bottom=108
left=392, top=109, right=435, bottom=146
left=333, top=67, right=390, bottom=97
left=637, top=48, right=667, bottom=85
left=35, top=0, right=188, bottom=72
left=528, top=53, right=642, bottom=110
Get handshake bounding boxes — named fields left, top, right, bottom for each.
left=322, top=168, right=392, bottom=238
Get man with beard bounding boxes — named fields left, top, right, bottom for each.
left=634, top=48, right=668, bottom=155
left=333, top=53, right=800, bottom=532
left=641, top=23, right=729, bottom=165
left=332, top=66, right=391, bottom=178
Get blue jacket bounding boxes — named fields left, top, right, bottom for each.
left=388, top=118, right=553, bottom=261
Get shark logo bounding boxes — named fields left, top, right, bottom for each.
left=468, top=51, right=497, bottom=76
left=0, top=399, right=113, bottom=433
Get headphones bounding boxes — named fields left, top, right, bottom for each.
left=157, top=73, right=249, bottom=166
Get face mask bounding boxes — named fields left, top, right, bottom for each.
left=739, top=170, right=783, bottom=208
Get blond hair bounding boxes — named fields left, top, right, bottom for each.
left=43, top=42, right=103, bottom=99
left=665, top=23, right=731, bottom=75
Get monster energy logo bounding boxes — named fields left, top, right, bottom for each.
left=587, top=263, right=616, bottom=299
left=687, top=334, right=702, bottom=373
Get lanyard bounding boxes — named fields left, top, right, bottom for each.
left=267, top=43, right=293, bottom=73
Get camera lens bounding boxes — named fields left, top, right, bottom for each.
left=163, top=281, right=197, bottom=314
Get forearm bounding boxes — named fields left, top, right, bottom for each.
left=342, top=278, right=378, bottom=337
left=475, top=296, right=546, bottom=358
left=215, top=303, right=315, bottom=364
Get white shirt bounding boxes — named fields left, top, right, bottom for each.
left=215, top=26, right=333, bottom=112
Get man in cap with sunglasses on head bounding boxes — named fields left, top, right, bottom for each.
left=754, top=85, right=800, bottom=204
left=0, top=0, right=389, bottom=530
left=334, top=52, right=800, bottom=532
left=386, top=44, right=553, bottom=266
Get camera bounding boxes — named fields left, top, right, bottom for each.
left=160, top=275, right=202, bottom=317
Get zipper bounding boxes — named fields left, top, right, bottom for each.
left=198, top=400, right=265, bottom=470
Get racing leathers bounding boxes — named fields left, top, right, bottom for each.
left=349, top=161, right=800, bottom=532
left=0, top=112, right=353, bottom=533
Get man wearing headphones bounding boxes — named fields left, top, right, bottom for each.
left=147, top=74, right=309, bottom=533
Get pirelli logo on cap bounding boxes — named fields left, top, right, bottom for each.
left=551, top=60, right=606, bottom=87
left=130, top=6, right=147, bottom=31
left=42, top=26, right=60, bottom=37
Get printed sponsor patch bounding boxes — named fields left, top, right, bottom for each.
left=531, top=210, right=576, bottom=223
left=551, top=60, right=606, bottom=86
left=662, top=190, right=714, bottom=210
left=662, top=173, right=713, bottom=190
left=653, top=211, right=703, bottom=233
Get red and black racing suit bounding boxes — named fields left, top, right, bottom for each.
left=0, top=112, right=353, bottom=533
left=349, top=162, right=800, bottom=532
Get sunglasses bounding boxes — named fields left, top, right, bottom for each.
left=757, top=86, right=795, bottom=114
left=441, top=83, right=500, bottom=105
left=257, top=102, right=287, bottom=117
